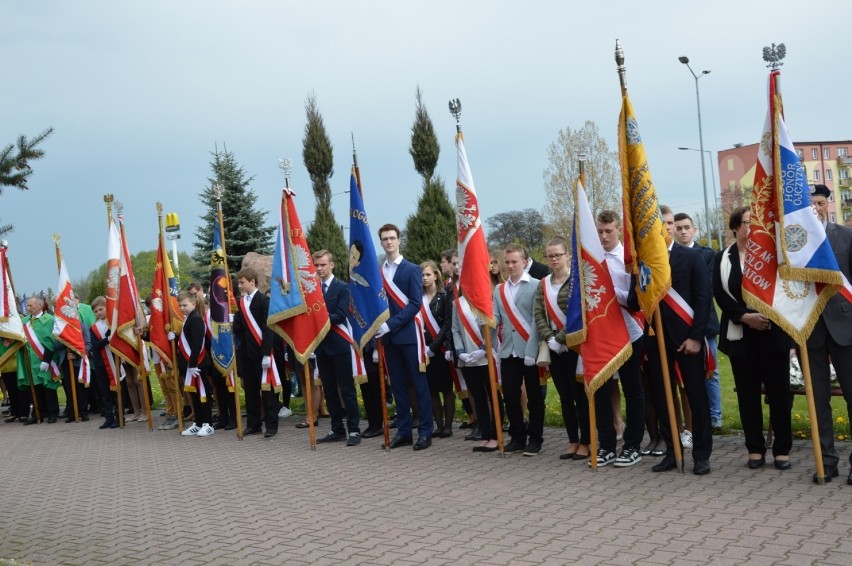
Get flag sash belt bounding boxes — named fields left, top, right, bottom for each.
left=498, top=283, right=531, bottom=342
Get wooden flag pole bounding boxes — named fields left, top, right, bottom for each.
left=214, top=186, right=244, bottom=441
left=157, top=203, right=185, bottom=434
left=653, top=309, right=684, bottom=472
left=3, top=248, right=41, bottom=422
left=483, top=329, right=504, bottom=454
left=376, top=341, right=391, bottom=449
left=52, top=235, right=79, bottom=423
left=303, top=362, right=316, bottom=450
left=588, top=387, right=598, bottom=471
left=798, top=346, right=827, bottom=484
left=116, top=216, right=153, bottom=432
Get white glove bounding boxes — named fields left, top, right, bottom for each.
left=468, top=349, right=486, bottom=363
left=39, top=361, right=49, bottom=372
left=167, top=332, right=176, bottom=341
left=261, top=356, right=272, bottom=369
left=558, top=343, right=569, bottom=354
left=229, top=313, right=235, bottom=323
left=284, top=352, right=288, bottom=362
left=375, top=323, right=390, bottom=338
left=458, top=353, right=472, bottom=364
left=426, top=347, right=436, bottom=358
left=185, top=367, right=200, bottom=381
left=524, top=356, right=536, bottom=367
left=309, top=353, right=316, bottom=360
left=444, top=350, right=453, bottom=362
left=372, top=350, right=379, bottom=364
left=548, top=337, right=561, bottom=353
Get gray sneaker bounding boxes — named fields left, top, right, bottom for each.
left=158, top=416, right=178, bottom=430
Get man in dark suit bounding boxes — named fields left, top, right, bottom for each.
left=376, top=223, right=433, bottom=450
left=808, top=184, right=852, bottom=484
left=646, top=237, right=714, bottom=475
left=673, top=212, right=722, bottom=430
left=312, top=250, right=361, bottom=446
left=524, top=254, right=551, bottom=280
left=233, top=267, right=279, bottom=437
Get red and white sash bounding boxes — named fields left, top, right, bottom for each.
left=542, top=275, right=566, bottom=331
left=91, top=321, right=122, bottom=389
left=261, top=359, right=282, bottom=392
left=456, top=296, right=484, bottom=349
left=182, top=369, right=207, bottom=402
left=331, top=322, right=367, bottom=383
left=498, top=283, right=531, bottom=342
left=662, top=288, right=716, bottom=376
left=382, top=271, right=427, bottom=370
left=241, top=295, right=263, bottom=347
left=178, top=326, right=207, bottom=365
left=22, top=320, right=61, bottom=379
left=420, top=295, right=441, bottom=342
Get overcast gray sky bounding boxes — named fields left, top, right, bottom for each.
left=4, top=0, right=850, bottom=294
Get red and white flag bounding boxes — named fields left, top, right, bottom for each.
left=53, top=254, right=91, bottom=386
left=0, top=246, right=25, bottom=368
left=455, top=132, right=494, bottom=326
left=110, top=214, right=145, bottom=367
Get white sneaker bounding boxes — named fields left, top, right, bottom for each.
left=196, top=423, right=215, bottom=437
left=278, top=406, right=293, bottom=418
left=181, top=424, right=201, bottom=436
left=680, top=430, right=693, bottom=449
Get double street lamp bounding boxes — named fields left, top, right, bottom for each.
left=678, top=55, right=713, bottom=247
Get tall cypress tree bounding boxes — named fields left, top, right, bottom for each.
left=404, top=87, right=456, bottom=264
left=191, top=145, right=275, bottom=279
left=303, top=94, right=347, bottom=279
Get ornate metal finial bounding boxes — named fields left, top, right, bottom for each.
left=448, top=98, right=462, bottom=133
left=615, top=40, right=627, bottom=92
left=351, top=132, right=358, bottom=168
left=763, top=43, right=786, bottom=70
left=578, top=152, right=587, bottom=177
left=0, top=240, right=8, bottom=249
left=278, top=158, right=293, bottom=189
left=103, top=194, right=114, bottom=205
left=213, top=182, right=223, bottom=202
left=156, top=202, right=163, bottom=214
left=52, top=233, right=61, bottom=244
left=114, top=201, right=124, bottom=216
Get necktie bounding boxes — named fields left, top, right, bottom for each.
left=322, top=282, right=328, bottom=295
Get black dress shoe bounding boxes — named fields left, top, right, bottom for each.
left=5, top=416, right=19, bottom=423
left=81, top=415, right=89, bottom=422
left=264, top=431, right=277, bottom=438
left=47, top=417, right=57, bottom=424
left=224, top=422, right=237, bottom=431
left=317, top=431, right=346, bottom=443
left=361, top=427, right=383, bottom=439
left=244, top=427, right=263, bottom=435
left=388, top=435, right=413, bottom=449
left=65, top=416, right=75, bottom=423
left=413, top=436, right=432, bottom=450
left=773, top=458, right=791, bottom=470
left=693, top=460, right=711, bottom=475
left=847, top=470, right=852, bottom=485
left=212, top=422, right=226, bottom=430
left=747, top=456, right=766, bottom=469
left=459, top=421, right=475, bottom=430
left=652, top=454, right=677, bottom=472
left=464, top=426, right=481, bottom=441
left=295, top=420, right=318, bottom=429
left=813, top=465, right=839, bottom=483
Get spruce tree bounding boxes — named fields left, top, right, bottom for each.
left=191, top=145, right=275, bottom=279
left=302, top=95, right=347, bottom=279
left=404, top=87, right=456, bottom=264
left=0, top=127, right=54, bottom=236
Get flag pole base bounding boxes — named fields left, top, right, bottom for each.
left=677, top=459, right=685, bottom=474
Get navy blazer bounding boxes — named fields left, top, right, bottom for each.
left=316, top=276, right=352, bottom=357
left=693, top=243, right=721, bottom=337
left=233, top=291, right=273, bottom=360
left=177, top=310, right=211, bottom=372
left=383, top=259, right=423, bottom=346
left=660, top=243, right=711, bottom=347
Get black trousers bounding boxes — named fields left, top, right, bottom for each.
left=462, top=365, right=495, bottom=440
left=317, top=352, right=360, bottom=435
left=502, top=356, right=544, bottom=445
left=594, top=336, right=646, bottom=452
left=549, top=350, right=588, bottom=445
left=210, top=371, right=237, bottom=427
left=645, top=339, right=712, bottom=461
left=61, top=364, right=89, bottom=418
left=183, top=369, right=213, bottom=427
left=806, top=320, right=852, bottom=468
left=731, top=351, right=791, bottom=457
left=34, top=384, right=59, bottom=420
left=92, top=365, right=116, bottom=420
left=240, top=354, right=279, bottom=432
left=2, top=371, right=23, bottom=418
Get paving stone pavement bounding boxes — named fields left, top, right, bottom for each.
left=1, top=416, right=850, bottom=566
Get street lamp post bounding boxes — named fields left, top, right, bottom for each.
left=678, top=146, right=722, bottom=245
left=679, top=55, right=713, bottom=248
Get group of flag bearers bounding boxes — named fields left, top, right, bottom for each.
left=1, top=42, right=851, bottom=484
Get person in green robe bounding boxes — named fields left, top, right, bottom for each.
left=20, top=295, right=60, bottom=423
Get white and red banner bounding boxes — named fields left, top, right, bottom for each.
left=53, top=254, right=91, bottom=386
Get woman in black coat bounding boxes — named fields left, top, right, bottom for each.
left=713, top=207, right=793, bottom=470
left=421, top=261, right=456, bottom=438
